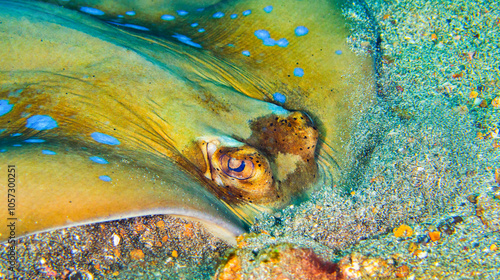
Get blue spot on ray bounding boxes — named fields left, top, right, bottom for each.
left=89, top=156, right=109, bottom=164
left=213, top=12, right=225, bottom=18
left=242, top=10, right=251, bottom=16
left=0, top=129, right=5, bottom=134
left=198, top=28, right=205, bottom=33
left=11, top=133, right=22, bottom=137
left=264, top=6, right=273, bottom=13
left=336, top=50, right=343, bottom=55
left=254, top=29, right=270, bottom=40
left=177, top=10, right=188, bottom=16
left=0, top=100, right=14, bottom=116
left=295, top=26, right=309, bottom=36
left=161, top=14, right=175, bottom=21
left=109, top=22, right=149, bottom=31
left=263, top=38, right=276, bottom=46
left=125, top=11, right=136, bottom=16
left=273, top=93, right=286, bottom=104
left=12, top=144, right=21, bottom=147
left=80, top=7, right=105, bottom=16
left=99, top=175, right=112, bottom=182
left=242, top=50, right=250, bottom=57
left=26, top=115, right=58, bottom=130
left=172, top=34, right=202, bottom=48
left=277, top=38, right=289, bottom=47
left=0, top=149, right=6, bottom=153
left=91, top=132, right=120, bottom=145
left=42, top=150, right=56, bottom=155
left=230, top=14, right=238, bottom=19
left=24, top=139, right=45, bottom=143
left=294, top=68, right=305, bottom=77
left=191, top=23, right=199, bottom=27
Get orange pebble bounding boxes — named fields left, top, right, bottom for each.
left=431, top=33, right=438, bottom=40
left=469, top=91, right=479, bottom=98
left=156, top=220, right=165, bottom=228
left=396, top=265, right=410, bottom=278
left=184, top=223, right=194, bottom=238
left=172, top=250, right=178, bottom=258
left=134, top=223, right=145, bottom=232
left=408, top=242, right=418, bottom=253
left=130, top=249, right=145, bottom=260
left=429, top=231, right=441, bottom=241
left=495, top=168, right=500, bottom=185
left=479, top=99, right=488, bottom=108
left=491, top=243, right=498, bottom=251
left=394, top=224, right=414, bottom=238
left=161, top=235, right=169, bottom=243
left=113, top=248, right=121, bottom=258
left=492, top=97, right=500, bottom=108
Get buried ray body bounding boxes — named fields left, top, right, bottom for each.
left=0, top=0, right=375, bottom=244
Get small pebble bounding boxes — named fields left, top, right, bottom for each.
left=156, top=220, right=165, bottom=228
left=490, top=243, right=498, bottom=251
left=393, top=224, right=413, bottom=238
left=492, top=97, right=500, bottom=108
left=112, top=234, right=121, bottom=247
left=428, top=231, right=441, bottom=241
left=130, top=249, right=145, bottom=260
left=417, top=250, right=428, bottom=259
left=396, top=265, right=410, bottom=278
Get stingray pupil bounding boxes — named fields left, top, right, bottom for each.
left=228, top=159, right=245, bottom=172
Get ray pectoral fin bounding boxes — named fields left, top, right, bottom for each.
left=0, top=144, right=246, bottom=245
left=162, top=0, right=377, bottom=175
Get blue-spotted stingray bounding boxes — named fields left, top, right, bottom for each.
left=0, top=0, right=375, bottom=244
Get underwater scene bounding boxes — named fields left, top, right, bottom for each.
left=0, top=0, right=499, bottom=279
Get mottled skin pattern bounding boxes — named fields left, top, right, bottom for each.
left=0, top=0, right=374, bottom=244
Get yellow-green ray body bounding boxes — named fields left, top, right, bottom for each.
left=0, top=0, right=264, bottom=244
left=41, top=0, right=376, bottom=167
left=0, top=0, right=375, bottom=243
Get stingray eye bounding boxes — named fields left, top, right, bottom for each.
left=219, top=154, right=254, bottom=180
